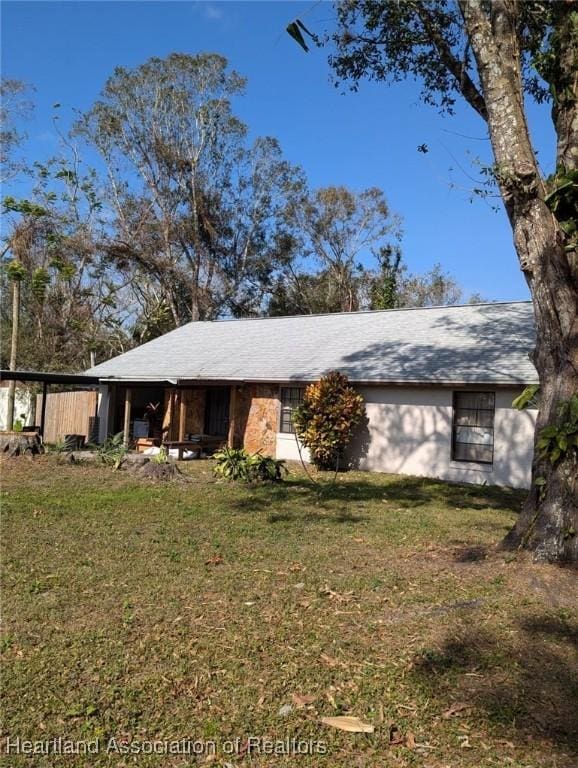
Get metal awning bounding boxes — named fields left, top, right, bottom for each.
left=0, top=370, right=100, bottom=385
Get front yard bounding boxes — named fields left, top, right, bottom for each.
left=1, top=457, right=577, bottom=767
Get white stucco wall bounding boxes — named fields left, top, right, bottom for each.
left=97, top=385, right=110, bottom=443
left=347, top=386, right=536, bottom=489
left=276, top=431, right=311, bottom=463
left=82, top=383, right=537, bottom=488
left=0, top=387, right=35, bottom=431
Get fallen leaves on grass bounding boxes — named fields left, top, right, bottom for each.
left=458, top=734, right=472, bottom=748
left=389, top=724, right=417, bottom=749
left=325, top=690, right=337, bottom=709
left=320, top=586, right=354, bottom=602
left=442, top=702, right=472, bottom=719
left=320, top=653, right=339, bottom=667
left=291, top=693, right=316, bottom=708
left=496, top=739, right=515, bottom=749
left=205, top=554, right=223, bottom=566
left=320, top=716, right=374, bottom=733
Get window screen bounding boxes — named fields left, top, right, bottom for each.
left=452, top=391, right=495, bottom=464
left=280, top=387, right=304, bottom=434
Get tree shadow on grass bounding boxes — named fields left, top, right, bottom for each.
left=520, top=614, right=578, bottom=648
left=453, top=544, right=489, bottom=562
left=229, top=474, right=524, bottom=518
left=410, top=614, right=578, bottom=756
left=267, top=509, right=369, bottom=525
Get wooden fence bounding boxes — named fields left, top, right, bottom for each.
left=36, top=390, right=98, bottom=444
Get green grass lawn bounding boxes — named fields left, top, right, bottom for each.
left=1, top=456, right=577, bottom=767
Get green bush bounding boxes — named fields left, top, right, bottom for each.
left=248, top=453, right=287, bottom=482
left=94, top=431, right=128, bottom=470
left=293, top=370, right=365, bottom=471
left=213, top=447, right=286, bottom=483
left=212, top=447, right=252, bottom=481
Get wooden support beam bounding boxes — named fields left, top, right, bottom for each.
left=227, top=385, right=237, bottom=448
left=105, top=384, right=114, bottom=440
left=39, top=381, right=48, bottom=440
left=123, top=387, right=132, bottom=447
left=169, top=388, right=176, bottom=441
left=178, top=390, right=187, bottom=442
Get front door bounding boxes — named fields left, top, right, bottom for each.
left=204, top=387, right=230, bottom=436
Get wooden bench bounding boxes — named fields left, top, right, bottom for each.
left=135, top=437, right=160, bottom=454
left=162, top=436, right=226, bottom=460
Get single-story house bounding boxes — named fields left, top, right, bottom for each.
left=85, top=301, right=538, bottom=489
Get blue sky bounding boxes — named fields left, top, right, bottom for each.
left=2, top=1, right=557, bottom=300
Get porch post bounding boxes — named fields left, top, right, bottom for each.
left=227, top=386, right=237, bottom=448
left=123, top=387, right=132, bottom=447
left=108, top=384, right=117, bottom=438
left=178, top=390, right=186, bottom=442
left=39, top=381, right=48, bottom=440
left=97, top=385, right=110, bottom=444
left=169, top=388, right=176, bottom=441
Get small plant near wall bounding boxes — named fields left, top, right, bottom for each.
left=47, top=439, right=67, bottom=454
left=94, top=431, right=128, bottom=471
left=293, top=370, right=365, bottom=471
left=152, top=445, right=169, bottom=464
left=249, top=453, right=287, bottom=483
left=213, top=448, right=252, bottom=482
left=213, top=447, right=286, bottom=483
left=512, top=385, right=540, bottom=410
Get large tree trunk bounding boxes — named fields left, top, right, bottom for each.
left=461, top=1, right=578, bottom=564
left=503, top=211, right=578, bottom=563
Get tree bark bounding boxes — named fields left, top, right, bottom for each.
left=460, top=0, right=578, bottom=563
left=0, top=431, right=44, bottom=457
left=503, top=213, right=578, bottom=564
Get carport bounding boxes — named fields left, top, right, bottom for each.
left=0, top=369, right=100, bottom=441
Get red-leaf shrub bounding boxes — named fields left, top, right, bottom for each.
left=293, top=371, right=365, bottom=471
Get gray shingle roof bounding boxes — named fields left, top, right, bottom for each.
left=87, top=301, right=537, bottom=385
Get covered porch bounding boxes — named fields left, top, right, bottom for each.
left=103, top=381, right=280, bottom=458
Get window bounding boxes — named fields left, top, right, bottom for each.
left=452, top=391, right=495, bottom=464
left=280, top=387, right=304, bottom=433
left=204, top=386, right=230, bottom=436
